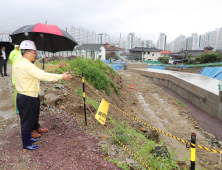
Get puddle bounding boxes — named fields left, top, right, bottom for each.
left=0, top=88, right=16, bottom=120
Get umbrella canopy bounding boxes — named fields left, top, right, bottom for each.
left=0, top=42, right=14, bottom=55
left=10, top=23, right=78, bottom=53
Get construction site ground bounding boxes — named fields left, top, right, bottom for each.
left=0, top=64, right=222, bottom=170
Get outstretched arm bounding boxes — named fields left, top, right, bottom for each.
left=34, top=61, right=67, bottom=71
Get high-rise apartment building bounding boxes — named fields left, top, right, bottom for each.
left=186, top=37, right=193, bottom=50
left=192, top=33, right=199, bottom=50
left=0, top=32, right=10, bottom=42
left=166, top=41, right=174, bottom=52
left=141, top=40, right=153, bottom=48
left=217, top=28, right=222, bottom=49
left=137, top=37, right=142, bottom=47
left=208, top=30, right=217, bottom=49
left=98, top=33, right=110, bottom=44
left=127, top=32, right=136, bottom=50
left=67, top=27, right=110, bottom=47
left=199, top=33, right=209, bottom=47
left=157, top=33, right=167, bottom=50
left=173, top=35, right=185, bottom=52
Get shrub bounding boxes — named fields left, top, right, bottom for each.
left=50, top=57, right=119, bottom=96
left=158, top=57, right=170, bottom=64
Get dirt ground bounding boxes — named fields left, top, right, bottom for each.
left=1, top=65, right=222, bottom=169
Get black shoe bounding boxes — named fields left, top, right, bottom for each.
left=4, top=74, right=9, bottom=76
left=1, top=74, right=4, bottom=77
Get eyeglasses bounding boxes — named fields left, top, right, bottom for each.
left=28, top=51, right=38, bottom=55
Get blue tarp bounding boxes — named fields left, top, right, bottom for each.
left=149, top=66, right=166, bottom=70
left=107, top=64, right=126, bottom=70
left=101, top=60, right=110, bottom=63
left=101, top=60, right=126, bottom=64
left=199, top=67, right=222, bottom=79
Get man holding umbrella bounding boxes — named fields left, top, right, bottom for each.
left=9, top=44, right=67, bottom=118
left=13, top=40, right=72, bottom=151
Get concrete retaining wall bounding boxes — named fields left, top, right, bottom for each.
left=129, top=69, right=222, bottom=120
left=126, top=63, right=148, bottom=69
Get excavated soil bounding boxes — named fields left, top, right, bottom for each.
left=1, top=65, right=222, bottom=169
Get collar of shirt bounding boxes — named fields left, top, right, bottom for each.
left=1, top=50, right=6, bottom=60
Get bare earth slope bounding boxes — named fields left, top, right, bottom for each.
left=0, top=65, right=222, bottom=169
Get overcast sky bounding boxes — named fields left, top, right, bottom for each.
left=2, top=0, right=222, bottom=42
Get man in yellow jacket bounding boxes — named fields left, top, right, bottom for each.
left=13, top=40, right=72, bottom=151
left=9, top=45, right=67, bottom=117
left=9, top=45, right=67, bottom=85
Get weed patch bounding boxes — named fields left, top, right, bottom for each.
left=74, top=87, right=99, bottom=109
left=175, top=99, right=185, bottom=108
left=49, top=57, right=119, bottom=96
left=108, top=116, right=182, bottom=170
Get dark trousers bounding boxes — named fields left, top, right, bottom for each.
left=17, top=93, right=40, bottom=133
left=0, top=59, right=7, bottom=75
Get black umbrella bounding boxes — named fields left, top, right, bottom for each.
left=0, top=42, right=14, bottom=56
left=10, top=23, right=78, bottom=53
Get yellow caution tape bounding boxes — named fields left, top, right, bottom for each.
left=83, top=79, right=222, bottom=154
left=54, top=85, right=151, bottom=170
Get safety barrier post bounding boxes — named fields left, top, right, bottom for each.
left=82, top=73, right=87, bottom=126
left=191, top=132, right=196, bottom=170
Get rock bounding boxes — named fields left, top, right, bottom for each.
left=126, top=158, right=135, bottom=164
left=217, top=141, right=222, bottom=147
left=86, top=104, right=95, bottom=111
left=55, top=84, right=62, bottom=89
left=60, top=105, right=65, bottom=110
left=39, top=90, right=45, bottom=98
left=209, top=134, right=216, bottom=141
left=97, top=141, right=105, bottom=147
left=67, top=103, right=84, bottom=110
left=108, top=150, right=116, bottom=156
left=195, top=126, right=199, bottom=129
left=126, top=158, right=137, bottom=169
left=101, top=150, right=108, bottom=157
left=145, top=129, right=159, bottom=141
left=155, top=146, right=170, bottom=158
left=139, top=128, right=147, bottom=133
left=136, top=122, right=142, bottom=127
left=44, top=93, right=61, bottom=105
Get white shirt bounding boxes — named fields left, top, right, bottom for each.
left=1, top=50, right=6, bottom=60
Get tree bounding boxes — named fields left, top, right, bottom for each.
left=195, top=51, right=222, bottom=64
left=106, top=55, right=111, bottom=60
left=158, top=57, right=169, bottom=64
left=114, top=55, right=120, bottom=60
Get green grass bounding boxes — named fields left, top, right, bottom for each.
left=74, top=87, right=99, bottom=109
left=108, top=116, right=182, bottom=170
left=175, top=99, right=185, bottom=108
left=48, top=57, right=119, bottom=96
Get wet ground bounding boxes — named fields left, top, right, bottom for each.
left=134, top=68, right=219, bottom=95
left=0, top=64, right=16, bottom=121
left=158, top=85, right=222, bottom=141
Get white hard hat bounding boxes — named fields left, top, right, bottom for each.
left=20, top=40, right=37, bottom=51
